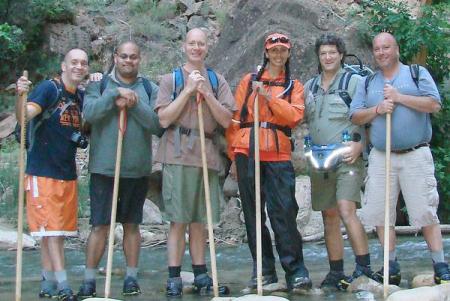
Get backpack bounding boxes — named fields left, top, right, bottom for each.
left=171, top=67, right=219, bottom=100
left=14, top=79, right=81, bottom=150
left=364, top=64, right=420, bottom=93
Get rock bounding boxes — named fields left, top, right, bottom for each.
left=180, top=271, right=194, bottom=284
left=234, top=294, right=290, bottom=300
left=142, top=199, right=163, bottom=224
left=187, top=15, right=209, bottom=30
left=411, top=273, right=435, bottom=288
left=386, top=283, right=450, bottom=301
left=295, top=175, right=312, bottom=229
left=114, top=224, right=123, bottom=245
left=348, top=275, right=401, bottom=296
left=46, top=24, right=91, bottom=56
left=0, top=224, right=36, bottom=250
left=0, top=114, right=16, bottom=139
left=223, top=176, right=239, bottom=198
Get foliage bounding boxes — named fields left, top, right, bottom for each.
left=0, top=138, right=20, bottom=226
left=355, top=0, right=450, bottom=222
left=0, top=23, right=26, bottom=60
left=357, top=0, right=449, bottom=83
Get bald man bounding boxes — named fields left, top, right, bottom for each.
left=155, top=28, right=235, bottom=297
left=350, top=32, right=450, bottom=286
left=78, top=41, right=161, bottom=298
left=16, top=48, right=89, bottom=300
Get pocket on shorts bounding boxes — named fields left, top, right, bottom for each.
left=425, top=176, right=439, bottom=208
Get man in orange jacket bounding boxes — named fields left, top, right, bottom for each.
left=226, top=32, right=311, bottom=291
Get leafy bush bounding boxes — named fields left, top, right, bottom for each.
left=0, top=23, right=26, bottom=60
left=355, top=0, right=450, bottom=221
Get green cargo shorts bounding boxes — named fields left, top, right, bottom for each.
left=162, top=164, right=220, bottom=224
left=310, top=158, right=365, bottom=211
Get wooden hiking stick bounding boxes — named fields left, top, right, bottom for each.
left=383, top=112, right=392, bottom=299
left=197, top=93, right=219, bottom=297
left=15, top=70, right=28, bottom=301
left=253, top=92, right=263, bottom=296
left=104, top=109, right=126, bottom=299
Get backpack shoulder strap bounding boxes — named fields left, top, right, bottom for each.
left=338, top=72, right=355, bottom=91
left=206, top=68, right=219, bottom=99
left=409, top=64, right=420, bottom=88
left=364, top=73, right=376, bottom=94
left=309, top=75, right=320, bottom=96
left=41, top=79, right=63, bottom=119
left=172, top=67, right=184, bottom=101
left=141, top=77, right=153, bottom=102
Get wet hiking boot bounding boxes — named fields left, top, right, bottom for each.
left=320, top=271, right=350, bottom=291
left=372, top=260, right=401, bottom=286
left=166, top=277, right=183, bottom=297
left=57, top=288, right=77, bottom=301
left=39, top=278, right=57, bottom=298
left=122, top=276, right=141, bottom=296
left=193, top=273, right=230, bottom=296
left=77, top=279, right=96, bottom=299
left=286, top=266, right=312, bottom=291
left=434, top=262, right=450, bottom=284
left=248, top=273, right=278, bottom=289
left=339, top=264, right=378, bottom=290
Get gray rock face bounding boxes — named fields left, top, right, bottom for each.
left=142, top=199, right=163, bottom=225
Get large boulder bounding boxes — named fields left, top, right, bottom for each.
left=386, top=284, right=450, bottom=301
left=0, top=224, right=36, bottom=250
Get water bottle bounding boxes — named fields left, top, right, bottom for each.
left=342, top=130, right=351, bottom=142
left=304, top=135, right=312, bottom=151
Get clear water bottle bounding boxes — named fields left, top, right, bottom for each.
left=342, top=130, right=351, bottom=142
left=304, top=135, right=312, bottom=150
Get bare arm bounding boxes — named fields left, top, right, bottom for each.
left=384, top=84, right=441, bottom=113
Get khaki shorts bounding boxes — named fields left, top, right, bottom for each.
left=162, top=164, right=220, bottom=224
left=25, top=175, right=78, bottom=237
left=310, top=158, right=364, bottom=211
left=361, top=147, right=440, bottom=227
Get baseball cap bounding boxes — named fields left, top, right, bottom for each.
left=264, top=33, right=291, bottom=50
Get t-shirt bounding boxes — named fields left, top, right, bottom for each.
left=26, top=80, right=83, bottom=180
left=154, top=67, right=235, bottom=171
left=350, top=63, right=441, bottom=151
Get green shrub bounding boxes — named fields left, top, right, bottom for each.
left=0, top=23, right=26, bottom=60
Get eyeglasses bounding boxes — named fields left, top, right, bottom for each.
left=267, top=37, right=290, bottom=44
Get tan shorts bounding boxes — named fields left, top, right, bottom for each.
left=361, top=147, right=440, bottom=227
left=311, top=158, right=364, bottom=211
left=25, top=175, right=78, bottom=237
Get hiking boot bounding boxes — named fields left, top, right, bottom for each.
left=339, top=264, right=378, bottom=290
left=247, top=273, right=278, bottom=289
left=320, top=270, right=349, bottom=290
left=371, top=260, right=401, bottom=286
left=39, top=278, right=57, bottom=298
left=166, top=277, right=183, bottom=297
left=286, top=266, right=312, bottom=291
left=57, top=288, right=77, bottom=301
left=77, top=279, right=96, bottom=299
left=193, top=273, right=230, bottom=296
left=122, top=276, right=141, bottom=296
left=434, top=262, right=450, bottom=284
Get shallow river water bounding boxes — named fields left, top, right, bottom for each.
left=1, top=235, right=449, bottom=300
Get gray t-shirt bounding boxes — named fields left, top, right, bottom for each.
left=350, top=63, right=441, bottom=151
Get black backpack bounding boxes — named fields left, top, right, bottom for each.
left=14, top=79, right=81, bottom=150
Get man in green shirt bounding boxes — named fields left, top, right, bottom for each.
left=304, top=33, right=374, bottom=290
left=78, top=41, right=161, bottom=298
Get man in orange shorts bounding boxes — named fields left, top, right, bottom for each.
left=16, top=48, right=90, bottom=301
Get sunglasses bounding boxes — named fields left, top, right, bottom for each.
left=267, top=37, right=290, bottom=44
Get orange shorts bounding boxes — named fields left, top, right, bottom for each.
left=25, top=175, right=78, bottom=237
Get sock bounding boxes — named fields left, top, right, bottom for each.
left=329, top=259, right=344, bottom=273
left=192, top=264, right=207, bottom=277
left=356, top=254, right=371, bottom=267
left=168, top=266, right=181, bottom=278
left=42, top=269, right=56, bottom=282
left=126, top=266, right=138, bottom=279
left=84, top=268, right=96, bottom=281
left=55, top=270, right=69, bottom=291
left=431, top=250, right=445, bottom=264
left=389, top=250, right=397, bottom=262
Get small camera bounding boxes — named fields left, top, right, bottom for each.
left=70, top=131, right=89, bottom=149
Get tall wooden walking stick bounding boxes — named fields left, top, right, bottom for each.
left=383, top=112, right=392, bottom=299
left=15, top=70, right=28, bottom=301
left=197, top=93, right=219, bottom=297
left=103, top=109, right=126, bottom=300
left=253, top=92, right=263, bottom=296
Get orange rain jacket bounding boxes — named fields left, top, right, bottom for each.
left=226, top=70, right=305, bottom=162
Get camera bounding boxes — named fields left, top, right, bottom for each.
left=70, top=131, right=89, bottom=149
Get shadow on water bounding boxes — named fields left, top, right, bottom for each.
left=1, top=236, right=449, bottom=300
